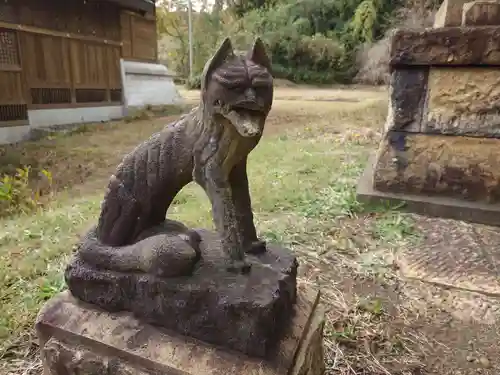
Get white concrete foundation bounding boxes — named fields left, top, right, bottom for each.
left=28, top=106, right=124, bottom=129
left=121, top=59, right=181, bottom=113
left=0, top=125, right=31, bottom=145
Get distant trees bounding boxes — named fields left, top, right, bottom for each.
left=157, top=0, right=439, bottom=86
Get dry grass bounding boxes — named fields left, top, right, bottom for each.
left=178, top=85, right=386, bottom=104
left=1, top=85, right=499, bottom=375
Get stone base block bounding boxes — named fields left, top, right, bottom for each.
left=357, top=153, right=500, bottom=227
left=36, top=287, right=325, bottom=375
left=65, top=230, right=298, bottom=359
left=373, top=132, right=500, bottom=203
left=425, top=67, right=500, bottom=137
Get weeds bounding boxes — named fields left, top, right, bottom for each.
left=0, top=167, right=52, bottom=218
left=371, top=212, right=420, bottom=245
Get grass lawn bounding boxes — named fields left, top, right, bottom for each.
left=1, top=86, right=499, bottom=375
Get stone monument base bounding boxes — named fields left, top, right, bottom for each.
left=36, top=287, right=325, bottom=375
left=356, top=22, right=500, bottom=227
left=357, top=154, right=500, bottom=226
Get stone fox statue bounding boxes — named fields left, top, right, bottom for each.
left=92, top=37, right=273, bottom=273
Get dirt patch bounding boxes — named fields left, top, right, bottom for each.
left=291, top=199, right=500, bottom=375
left=0, top=91, right=380, bottom=195
left=273, top=78, right=298, bottom=87
left=0, top=114, right=183, bottom=191
left=399, top=280, right=500, bottom=374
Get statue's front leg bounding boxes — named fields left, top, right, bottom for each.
left=229, top=157, right=266, bottom=255
left=198, top=163, right=251, bottom=274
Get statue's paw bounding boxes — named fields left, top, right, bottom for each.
left=226, top=259, right=252, bottom=275
left=245, top=239, right=267, bottom=255
left=146, top=235, right=201, bottom=278
left=178, top=229, right=202, bottom=259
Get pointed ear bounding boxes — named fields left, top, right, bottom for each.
left=201, top=37, right=235, bottom=91
left=247, top=37, right=272, bottom=73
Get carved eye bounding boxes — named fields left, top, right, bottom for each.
left=214, top=99, right=222, bottom=106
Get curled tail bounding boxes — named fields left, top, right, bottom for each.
left=78, top=223, right=202, bottom=277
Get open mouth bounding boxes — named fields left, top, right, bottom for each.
left=231, top=100, right=262, bottom=113
left=223, top=107, right=265, bottom=138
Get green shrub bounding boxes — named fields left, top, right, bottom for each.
left=173, top=77, right=186, bottom=85
left=0, top=166, right=52, bottom=218
left=157, top=0, right=408, bottom=86
left=185, top=75, right=202, bottom=90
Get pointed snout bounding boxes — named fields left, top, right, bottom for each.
left=239, top=120, right=261, bottom=137
left=224, top=110, right=263, bottom=138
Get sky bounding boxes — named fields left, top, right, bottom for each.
left=157, top=0, right=216, bottom=11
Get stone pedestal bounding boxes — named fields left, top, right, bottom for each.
left=357, top=0, right=500, bottom=226
left=65, top=230, right=299, bottom=359
left=36, top=286, right=325, bottom=375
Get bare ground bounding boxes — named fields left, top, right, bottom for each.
left=1, top=85, right=499, bottom=375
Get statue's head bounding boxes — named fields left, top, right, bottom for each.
left=200, top=37, right=273, bottom=138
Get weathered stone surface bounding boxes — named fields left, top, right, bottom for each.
left=390, top=27, right=500, bottom=67
left=462, top=1, right=500, bottom=26
left=36, top=287, right=325, bottom=375
left=424, top=67, right=500, bottom=136
left=65, top=229, right=298, bottom=359
left=372, top=132, right=500, bottom=202
left=434, top=0, right=469, bottom=27
left=385, top=68, right=428, bottom=133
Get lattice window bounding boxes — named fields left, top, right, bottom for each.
left=110, top=89, right=122, bottom=103
left=75, top=89, right=107, bottom=103
left=0, top=30, right=19, bottom=66
left=0, top=104, right=28, bottom=122
left=31, top=88, right=72, bottom=105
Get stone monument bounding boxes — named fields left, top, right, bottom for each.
left=357, top=0, right=500, bottom=226
left=35, top=38, right=325, bottom=375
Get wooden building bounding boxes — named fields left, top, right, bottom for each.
left=0, top=0, right=170, bottom=143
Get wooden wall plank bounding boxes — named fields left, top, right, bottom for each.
left=107, top=47, right=122, bottom=89
left=0, top=71, right=24, bottom=104
left=0, top=0, right=161, bottom=121
left=121, top=12, right=132, bottom=58
left=18, top=0, right=121, bottom=41
left=131, top=16, right=157, bottom=62
left=121, top=10, right=158, bottom=62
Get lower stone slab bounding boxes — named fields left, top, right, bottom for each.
left=36, top=286, right=325, bottom=375
left=397, top=235, right=500, bottom=298
left=357, top=153, right=500, bottom=227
